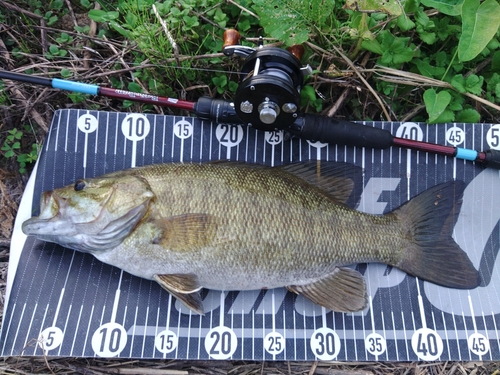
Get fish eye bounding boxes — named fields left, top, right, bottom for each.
left=74, top=179, right=86, bottom=191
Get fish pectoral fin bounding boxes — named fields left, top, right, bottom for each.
left=154, top=273, right=204, bottom=315
left=154, top=213, right=218, bottom=251
left=287, top=267, right=367, bottom=312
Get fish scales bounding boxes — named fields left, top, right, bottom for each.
left=22, top=162, right=480, bottom=314
left=99, top=164, right=401, bottom=290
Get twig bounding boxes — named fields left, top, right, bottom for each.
left=307, top=41, right=392, bottom=121
left=226, top=0, right=260, bottom=19
left=326, top=86, right=353, bottom=117
left=83, top=2, right=100, bottom=70
left=0, top=0, right=42, bottom=19
left=308, top=361, right=318, bottom=375
left=152, top=4, right=180, bottom=66
left=63, top=0, right=78, bottom=29
left=374, top=65, right=500, bottom=112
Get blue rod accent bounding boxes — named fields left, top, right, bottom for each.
left=52, top=78, right=99, bottom=95
left=455, top=147, right=478, bottom=161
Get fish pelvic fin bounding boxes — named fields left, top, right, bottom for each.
left=154, top=274, right=204, bottom=315
left=287, top=267, right=367, bottom=312
left=394, top=181, right=480, bottom=289
left=154, top=213, right=218, bottom=252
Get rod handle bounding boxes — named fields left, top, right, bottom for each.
left=288, top=114, right=394, bottom=149
left=483, top=149, right=500, bottom=169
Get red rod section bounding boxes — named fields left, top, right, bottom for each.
left=99, top=87, right=196, bottom=111
left=392, top=137, right=456, bottom=157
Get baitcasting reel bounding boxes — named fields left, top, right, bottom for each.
left=222, top=29, right=310, bottom=131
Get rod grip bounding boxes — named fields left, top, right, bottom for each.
left=289, top=114, right=394, bottom=149
left=483, top=149, right=500, bottom=169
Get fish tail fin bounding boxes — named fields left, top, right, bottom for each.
left=393, top=181, right=480, bottom=289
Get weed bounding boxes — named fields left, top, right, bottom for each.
left=1, top=127, right=39, bottom=174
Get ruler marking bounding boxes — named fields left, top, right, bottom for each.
left=353, top=313, right=358, bottom=361
left=141, top=305, right=149, bottom=358
left=10, top=303, right=27, bottom=356
left=442, top=311, right=451, bottom=359
left=22, top=303, right=38, bottom=355
left=32, top=303, right=49, bottom=356
left=57, top=304, right=72, bottom=356
left=81, top=304, right=95, bottom=356
left=186, top=311, right=192, bottom=359
left=402, top=311, right=409, bottom=360
left=69, top=304, right=84, bottom=356
left=128, top=305, right=139, bottom=358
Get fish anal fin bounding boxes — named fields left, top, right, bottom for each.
left=154, top=213, right=218, bottom=251
left=154, top=273, right=204, bottom=315
left=280, top=162, right=360, bottom=205
left=287, top=267, right=367, bottom=312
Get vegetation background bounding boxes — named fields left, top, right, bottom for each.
left=0, top=0, right=499, bottom=373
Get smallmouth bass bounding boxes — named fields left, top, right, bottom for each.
left=22, top=162, right=480, bottom=314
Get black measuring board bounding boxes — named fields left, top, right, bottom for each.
left=1, top=109, right=499, bottom=360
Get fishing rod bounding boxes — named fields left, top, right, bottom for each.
left=1, top=29, right=499, bottom=169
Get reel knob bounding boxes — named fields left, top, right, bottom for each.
left=259, top=101, right=279, bottom=124
left=223, top=29, right=241, bottom=47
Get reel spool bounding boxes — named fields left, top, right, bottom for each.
left=223, top=30, right=307, bottom=131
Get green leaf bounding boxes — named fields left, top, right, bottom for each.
left=61, top=68, right=72, bottom=78
left=450, top=74, right=466, bottom=93
left=458, top=0, right=500, bottom=62
left=420, top=0, right=463, bottom=15
left=80, top=0, right=92, bottom=8
left=378, top=32, right=415, bottom=66
left=397, top=14, right=415, bottom=31
left=88, top=9, right=120, bottom=22
left=49, top=44, right=59, bottom=54
left=464, top=74, right=483, bottom=95
left=128, top=82, right=142, bottom=93
left=433, top=109, right=455, bottom=123
left=418, top=30, right=437, bottom=45
left=415, top=59, right=445, bottom=78
left=361, top=39, right=384, bottom=55
left=252, top=0, right=334, bottom=46
left=344, top=0, right=403, bottom=15
left=50, top=0, right=64, bottom=10
left=212, top=75, right=227, bottom=94
left=456, top=108, right=480, bottom=123
left=423, top=88, right=452, bottom=123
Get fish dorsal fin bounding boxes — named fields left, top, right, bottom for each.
left=280, top=162, right=361, bottom=205
left=154, top=274, right=204, bottom=315
left=154, top=213, right=218, bottom=252
left=287, top=267, right=367, bottom=312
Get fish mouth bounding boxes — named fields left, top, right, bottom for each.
left=22, top=190, right=111, bottom=237
left=22, top=187, right=151, bottom=253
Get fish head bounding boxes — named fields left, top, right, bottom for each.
left=22, top=173, right=154, bottom=254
